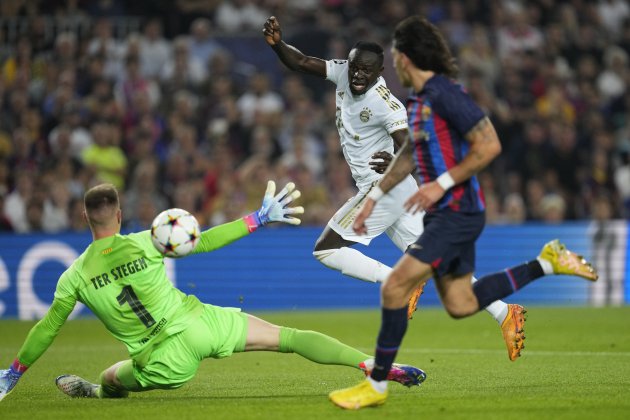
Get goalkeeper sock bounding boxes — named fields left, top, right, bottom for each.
left=279, top=328, right=370, bottom=368
left=473, top=261, right=545, bottom=309
left=471, top=276, right=508, bottom=324
left=314, top=248, right=392, bottom=283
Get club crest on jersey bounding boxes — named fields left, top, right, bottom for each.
left=421, top=105, right=432, bottom=121
left=359, top=107, right=373, bottom=123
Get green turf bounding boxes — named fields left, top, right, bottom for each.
left=1, top=307, right=629, bottom=419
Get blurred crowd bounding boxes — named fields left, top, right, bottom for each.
left=0, top=0, right=629, bottom=233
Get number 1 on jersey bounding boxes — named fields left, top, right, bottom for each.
left=117, top=285, right=156, bottom=328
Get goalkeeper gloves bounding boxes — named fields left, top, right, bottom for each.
left=0, top=360, right=28, bottom=402
left=244, top=181, right=304, bottom=232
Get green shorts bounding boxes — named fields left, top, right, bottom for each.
left=127, top=304, right=248, bottom=389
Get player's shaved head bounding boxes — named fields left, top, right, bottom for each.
left=84, top=183, right=120, bottom=228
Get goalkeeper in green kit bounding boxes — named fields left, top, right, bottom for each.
left=0, top=182, right=425, bottom=401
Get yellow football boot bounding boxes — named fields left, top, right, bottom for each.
left=539, top=240, right=598, bottom=281
left=329, top=379, right=388, bottom=410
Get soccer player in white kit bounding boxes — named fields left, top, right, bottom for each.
left=263, top=16, right=526, bottom=360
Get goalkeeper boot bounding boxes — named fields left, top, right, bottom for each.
left=500, top=304, right=527, bottom=361
left=359, top=359, right=426, bottom=387
left=538, top=240, right=598, bottom=281
left=56, top=375, right=99, bottom=398
left=329, top=379, right=387, bottom=410
left=407, top=282, right=426, bottom=319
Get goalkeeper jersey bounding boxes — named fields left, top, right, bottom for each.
left=16, top=218, right=250, bottom=367
left=54, top=231, right=204, bottom=358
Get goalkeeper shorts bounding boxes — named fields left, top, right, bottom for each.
left=130, top=304, right=248, bottom=389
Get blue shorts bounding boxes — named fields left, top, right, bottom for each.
left=406, top=209, right=485, bottom=278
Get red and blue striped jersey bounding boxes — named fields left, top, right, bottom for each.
left=407, top=75, right=486, bottom=213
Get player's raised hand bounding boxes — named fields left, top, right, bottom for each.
left=0, top=367, right=23, bottom=402
left=263, top=16, right=282, bottom=46
left=256, top=180, right=304, bottom=225
left=369, top=151, right=393, bottom=174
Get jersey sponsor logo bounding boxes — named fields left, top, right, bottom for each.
left=359, top=107, right=373, bottom=123
left=139, top=317, right=168, bottom=344
left=90, top=257, right=149, bottom=290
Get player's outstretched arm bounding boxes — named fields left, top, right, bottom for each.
left=263, top=16, right=326, bottom=77
left=0, top=297, right=75, bottom=402
left=193, top=181, right=304, bottom=254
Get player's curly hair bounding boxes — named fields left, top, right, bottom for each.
left=393, top=16, right=458, bottom=78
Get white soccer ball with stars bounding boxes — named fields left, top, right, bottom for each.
left=151, top=208, right=201, bottom=258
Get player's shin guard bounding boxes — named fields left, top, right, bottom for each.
left=372, top=307, right=408, bottom=382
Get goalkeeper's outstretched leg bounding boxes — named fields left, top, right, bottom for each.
left=243, top=314, right=426, bottom=387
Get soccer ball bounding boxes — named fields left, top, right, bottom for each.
left=151, top=208, right=201, bottom=258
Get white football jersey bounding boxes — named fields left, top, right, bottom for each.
left=326, top=59, right=409, bottom=191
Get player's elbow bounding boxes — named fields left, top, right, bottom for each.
left=490, top=138, right=502, bottom=157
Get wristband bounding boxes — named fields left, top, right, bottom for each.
left=367, top=186, right=384, bottom=202
left=11, top=359, right=28, bottom=374
left=436, top=172, right=455, bottom=191
left=243, top=212, right=261, bottom=233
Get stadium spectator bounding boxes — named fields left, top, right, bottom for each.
left=2, top=171, right=33, bottom=232
left=81, top=121, right=128, bottom=190
left=215, top=0, right=269, bottom=33
left=138, top=18, right=171, bottom=79
left=187, top=18, right=225, bottom=69
left=160, top=36, right=207, bottom=89
left=236, top=71, right=283, bottom=128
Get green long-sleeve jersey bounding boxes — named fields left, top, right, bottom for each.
left=16, top=218, right=251, bottom=367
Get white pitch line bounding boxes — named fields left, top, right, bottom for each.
left=397, top=348, right=630, bottom=357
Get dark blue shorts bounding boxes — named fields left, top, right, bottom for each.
left=406, top=209, right=485, bottom=279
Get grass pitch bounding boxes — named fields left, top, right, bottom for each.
left=1, top=306, right=629, bottom=420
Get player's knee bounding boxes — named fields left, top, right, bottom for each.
left=313, top=249, right=336, bottom=265
left=100, top=367, right=117, bottom=386
left=381, top=271, right=409, bottom=304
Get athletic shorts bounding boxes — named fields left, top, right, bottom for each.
left=406, top=209, right=485, bottom=278
left=328, top=174, right=423, bottom=250
left=130, top=304, right=248, bottom=389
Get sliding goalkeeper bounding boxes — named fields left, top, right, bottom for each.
left=0, top=182, right=425, bottom=401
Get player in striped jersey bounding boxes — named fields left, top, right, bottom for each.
left=329, top=16, right=598, bottom=410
